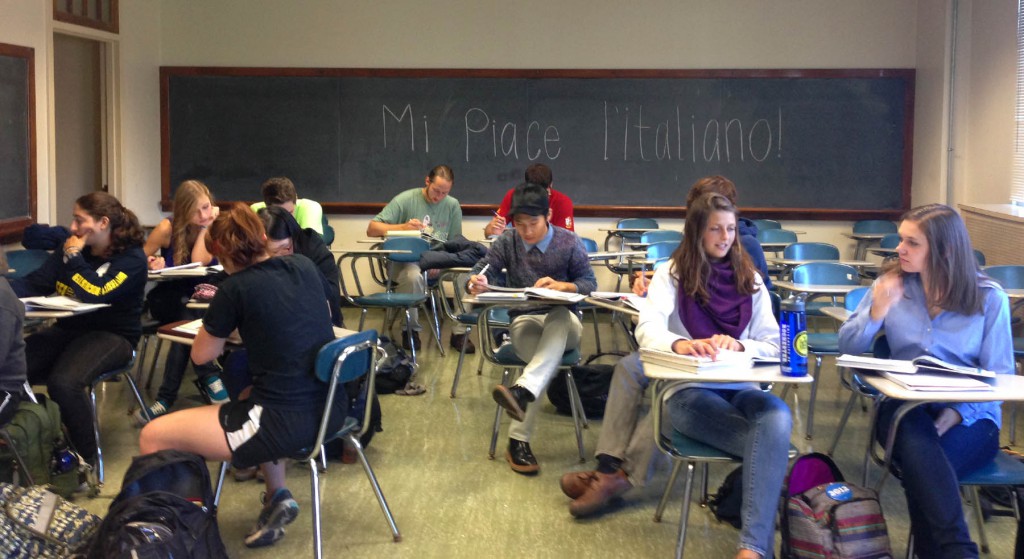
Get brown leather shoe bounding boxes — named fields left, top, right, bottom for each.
left=492, top=385, right=533, bottom=422
left=560, top=470, right=599, bottom=499
left=450, top=333, right=476, bottom=354
left=569, top=470, right=631, bottom=518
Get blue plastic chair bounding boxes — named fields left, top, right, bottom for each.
left=480, top=307, right=587, bottom=462
left=878, top=233, right=899, bottom=249
left=751, top=219, right=781, bottom=231
left=827, top=333, right=887, bottom=456
left=783, top=242, right=840, bottom=261
left=801, top=286, right=868, bottom=440
left=640, top=230, right=682, bottom=245
left=337, top=237, right=442, bottom=364
left=437, top=268, right=511, bottom=398
left=790, top=262, right=861, bottom=318
left=6, top=249, right=49, bottom=279
left=214, top=330, right=401, bottom=556
left=320, top=215, right=335, bottom=247
left=756, top=229, right=797, bottom=244
left=604, top=218, right=659, bottom=290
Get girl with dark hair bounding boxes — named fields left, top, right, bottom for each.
left=839, top=204, right=1013, bottom=558
left=258, top=205, right=342, bottom=326
left=633, top=193, right=789, bottom=559
left=140, top=204, right=342, bottom=549
left=13, top=192, right=148, bottom=471
left=137, top=180, right=227, bottom=424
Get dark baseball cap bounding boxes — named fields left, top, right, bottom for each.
left=509, top=182, right=550, bottom=217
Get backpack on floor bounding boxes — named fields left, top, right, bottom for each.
left=708, top=465, right=744, bottom=529
left=0, top=395, right=80, bottom=497
left=374, top=337, right=414, bottom=394
left=88, top=449, right=228, bottom=559
left=0, top=482, right=101, bottom=558
left=547, top=364, right=614, bottom=418
left=781, top=452, right=892, bottom=559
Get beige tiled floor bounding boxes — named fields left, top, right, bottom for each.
left=79, top=310, right=1020, bottom=558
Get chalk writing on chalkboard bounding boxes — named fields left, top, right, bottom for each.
left=162, top=68, right=913, bottom=219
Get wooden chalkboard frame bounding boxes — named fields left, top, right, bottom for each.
left=0, top=43, right=36, bottom=242
left=160, top=67, right=914, bottom=220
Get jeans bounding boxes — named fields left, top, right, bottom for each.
left=24, top=328, right=133, bottom=464
left=876, top=400, right=999, bottom=559
left=668, top=387, right=792, bottom=558
left=594, top=352, right=667, bottom=487
left=156, top=343, right=221, bottom=406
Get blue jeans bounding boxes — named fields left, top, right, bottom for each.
left=876, top=400, right=999, bottom=559
left=668, top=387, right=792, bottom=557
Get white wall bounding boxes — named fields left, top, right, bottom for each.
left=958, top=0, right=1016, bottom=206
left=0, top=0, right=51, bottom=223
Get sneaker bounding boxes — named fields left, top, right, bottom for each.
left=244, top=488, right=299, bottom=548
left=202, top=375, right=229, bottom=404
left=132, top=400, right=169, bottom=427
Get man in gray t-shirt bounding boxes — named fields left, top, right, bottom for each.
left=367, top=165, right=464, bottom=350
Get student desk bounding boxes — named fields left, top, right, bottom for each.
left=819, top=306, right=853, bottom=323
left=585, top=294, right=642, bottom=351
left=586, top=251, right=646, bottom=262
left=842, top=232, right=889, bottom=260
left=860, top=373, right=1024, bottom=492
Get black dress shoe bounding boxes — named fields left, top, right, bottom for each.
left=401, top=331, right=421, bottom=351
left=492, top=385, right=534, bottom=422
left=506, top=439, right=539, bottom=474
left=450, top=333, right=476, bottom=354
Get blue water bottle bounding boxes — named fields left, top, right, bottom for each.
left=780, top=293, right=807, bottom=376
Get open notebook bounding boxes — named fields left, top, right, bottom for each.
left=478, top=286, right=585, bottom=303
left=20, top=296, right=109, bottom=313
left=836, top=354, right=995, bottom=379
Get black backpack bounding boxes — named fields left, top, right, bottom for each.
left=547, top=364, right=614, bottom=418
left=708, top=465, right=744, bottom=529
left=89, top=450, right=228, bottom=559
left=374, top=336, right=414, bottom=394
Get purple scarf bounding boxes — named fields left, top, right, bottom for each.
left=677, top=260, right=752, bottom=339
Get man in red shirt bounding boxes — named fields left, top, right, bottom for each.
left=484, top=164, right=574, bottom=236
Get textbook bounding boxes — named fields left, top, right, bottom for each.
left=384, top=230, right=421, bottom=238
left=878, top=372, right=993, bottom=392
left=835, top=354, right=995, bottom=379
left=20, top=296, right=109, bottom=313
left=149, top=262, right=202, bottom=274
left=481, top=286, right=585, bottom=303
left=590, top=291, right=646, bottom=311
left=639, top=347, right=754, bottom=373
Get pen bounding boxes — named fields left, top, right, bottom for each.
left=479, top=263, right=491, bottom=277
left=492, top=210, right=501, bottom=218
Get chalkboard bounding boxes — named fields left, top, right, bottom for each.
left=0, top=43, right=35, bottom=239
left=162, top=68, right=914, bottom=219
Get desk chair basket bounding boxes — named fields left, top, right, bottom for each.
left=479, top=307, right=588, bottom=462
left=214, top=330, right=400, bottom=558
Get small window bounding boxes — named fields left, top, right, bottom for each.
left=53, top=0, right=118, bottom=34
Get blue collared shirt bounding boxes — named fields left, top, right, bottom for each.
left=838, top=274, right=1014, bottom=427
left=519, top=224, right=555, bottom=253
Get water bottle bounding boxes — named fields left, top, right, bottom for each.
left=780, top=293, right=808, bottom=376
left=50, top=441, right=79, bottom=475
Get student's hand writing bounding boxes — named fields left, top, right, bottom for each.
left=485, top=215, right=506, bottom=237
left=933, top=407, right=962, bottom=437
left=709, top=334, right=743, bottom=352
left=534, top=277, right=573, bottom=292
left=467, top=274, right=490, bottom=295
left=147, top=255, right=166, bottom=271
left=632, top=274, right=650, bottom=297
left=671, top=338, right=719, bottom=359
left=870, top=272, right=905, bottom=321
left=404, top=218, right=424, bottom=231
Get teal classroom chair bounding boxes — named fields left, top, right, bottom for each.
left=755, top=229, right=797, bottom=261
left=640, top=230, right=683, bottom=245
left=782, top=242, right=839, bottom=261
left=320, top=214, right=335, bottom=247
left=751, top=218, right=781, bottom=231
left=214, top=330, right=401, bottom=557
left=6, top=249, right=49, bottom=279
left=852, top=219, right=897, bottom=235
left=789, top=262, right=861, bottom=318
left=604, top=218, right=659, bottom=291
left=437, top=268, right=511, bottom=398
left=827, top=334, right=888, bottom=456
left=973, top=249, right=986, bottom=266
left=879, top=233, right=899, bottom=249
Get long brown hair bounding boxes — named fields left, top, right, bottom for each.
left=670, top=193, right=757, bottom=303
left=75, top=192, right=144, bottom=257
left=883, top=204, right=985, bottom=315
left=205, top=203, right=267, bottom=271
left=171, top=180, right=214, bottom=266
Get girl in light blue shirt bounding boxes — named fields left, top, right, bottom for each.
left=839, top=204, right=1013, bottom=559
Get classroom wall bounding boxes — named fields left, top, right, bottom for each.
left=5, top=1, right=1019, bottom=269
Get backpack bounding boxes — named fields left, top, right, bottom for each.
left=374, top=336, right=414, bottom=394
left=547, top=364, right=614, bottom=419
left=324, top=378, right=383, bottom=459
left=0, top=482, right=101, bottom=558
left=707, top=465, right=744, bottom=529
left=781, top=453, right=892, bottom=559
left=0, top=395, right=80, bottom=498
left=89, top=450, right=228, bottom=559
